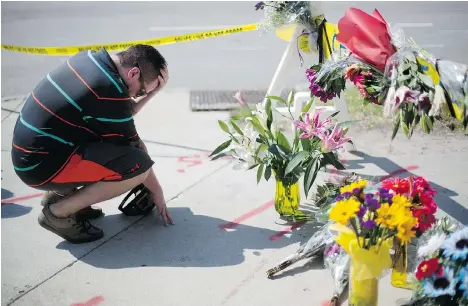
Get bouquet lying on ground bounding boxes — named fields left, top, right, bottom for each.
left=210, top=92, right=353, bottom=197
left=306, top=7, right=467, bottom=139
left=405, top=219, right=468, bottom=306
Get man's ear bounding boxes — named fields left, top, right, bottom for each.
left=127, top=67, right=140, bottom=80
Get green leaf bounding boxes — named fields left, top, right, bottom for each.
left=211, top=152, right=232, bottom=161
left=304, top=158, right=321, bottom=197
left=400, top=109, right=410, bottom=137
left=268, top=144, right=287, bottom=159
left=276, top=131, right=291, bottom=153
left=218, top=120, right=230, bottom=134
left=266, top=95, right=287, bottom=105
left=230, top=120, right=243, bottom=136
left=285, top=151, right=309, bottom=175
left=329, top=111, right=340, bottom=118
left=255, top=143, right=268, bottom=156
left=265, top=98, right=273, bottom=130
left=302, top=98, right=314, bottom=113
left=287, top=91, right=295, bottom=106
left=248, top=163, right=259, bottom=170
left=210, top=139, right=232, bottom=156
left=264, top=166, right=272, bottom=181
left=250, top=117, right=266, bottom=135
left=323, top=152, right=345, bottom=170
left=392, top=116, right=400, bottom=140
left=301, top=138, right=311, bottom=151
left=257, top=164, right=264, bottom=184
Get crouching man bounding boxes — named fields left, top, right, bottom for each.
left=11, top=44, right=174, bottom=244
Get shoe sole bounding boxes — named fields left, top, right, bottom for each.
left=38, top=218, right=104, bottom=244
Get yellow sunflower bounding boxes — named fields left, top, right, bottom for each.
left=330, top=197, right=361, bottom=225
left=397, top=216, right=418, bottom=243
left=391, top=194, right=413, bottom=209
left=376, top=196, right=415, bottom=229
left=340, top=180, right=368, bottom=194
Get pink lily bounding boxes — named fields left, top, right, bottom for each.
left=318, top=124, right=351, bottom=153
left=294, top=110, right=332, bottom=139
left=233, top=92, right=247, bottom=106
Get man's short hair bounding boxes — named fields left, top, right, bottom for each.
left=116, top=44, right=167, bottom=82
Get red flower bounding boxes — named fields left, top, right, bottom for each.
left=413, top=208, right=436, bottom=233
left=381, top=177, right=410, bottom=194
left=415, top=258, right=440, bottom=280
left=412, top=176, right=437, bottom=197
left=419, top=193, right=437, bottom=214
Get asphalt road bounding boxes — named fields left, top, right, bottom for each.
left=2, top=1, right=468, bottom=97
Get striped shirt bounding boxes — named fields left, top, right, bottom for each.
left=12, top=48, right=140, bottom=178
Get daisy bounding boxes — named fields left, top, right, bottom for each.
left=418, top=233, right=447, bottom=258
left=441, top=227, right=468, bottom=261
left=422, top=267, right=457, bottom=298
left=459, top=267, right=468, bottom=299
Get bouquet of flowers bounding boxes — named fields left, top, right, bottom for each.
left=210, top=92, right=353, bottom=219
left=306, top=63, right=347, bottom=103
left=330, top=179, right=419, bottom=248
left=407, top=223, right=468, bottom=306
left=329, top=179, right=418, bottom=305
left=305, top=7, right=463, bottom=140
left=380, top=176, right=438, bottom=236
left=254, top=1, right=321, bottom=33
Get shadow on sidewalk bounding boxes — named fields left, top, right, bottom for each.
left=334, top=151, right=467, bottom=225
left=56, top=207, right=319, bottom=269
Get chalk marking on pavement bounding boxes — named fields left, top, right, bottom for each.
left=70, top=296, right=104, bottom=306
left=219, top=258, right=269, bottom=305
left=377, top=165, right=420, bottom=183
left=1, top=193, right=44, bottom=204
left=219, top=200, right=274, bottom=231
left=268, top=221, right=305, bottom=241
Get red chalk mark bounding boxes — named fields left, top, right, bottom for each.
left=70, top=296, right=104, bottom=306
left=378, top=165, right=419, bottom=182
left=219, top=200, right=274, bottom=230
left=1, top=192, right=44, bottom=204
left=176, top=155, right=203, bottom=173
left=269, top=221, right=305, bottom=241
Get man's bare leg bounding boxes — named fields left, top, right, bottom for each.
left=49, top=169, right=150, bottom=218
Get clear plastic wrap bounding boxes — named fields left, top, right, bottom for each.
left=266, top=221, right=334, bottom=278
left=436, top=59, right=468, bottom=123
left=324, top=242, right=351, bottom=302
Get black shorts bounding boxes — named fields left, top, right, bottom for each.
left=12, top=142, right=154, bottom=191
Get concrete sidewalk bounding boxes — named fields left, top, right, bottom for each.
left=2, top=91, right=467, bottom=306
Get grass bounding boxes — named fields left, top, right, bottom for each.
left=227, top=88, right=466, bottom=136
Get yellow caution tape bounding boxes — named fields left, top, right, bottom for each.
left=1, top=23, right=258, bottom=56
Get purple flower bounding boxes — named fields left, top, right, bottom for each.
left=362, top=220, right=377, bottom=229
left=352, top=188, right=361, bottom=194
left=357, top=206, right=367, bottom=218
left=255, top=2, right=265, bottom=10
left=365, top=194, right=381, bottom=210
left=342, top=192, right=352, bottom=198
left=335, top=195, right=344, bottom=201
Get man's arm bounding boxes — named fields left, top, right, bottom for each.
left=132, top=139, right=174, bottom=226
left=131, top=68, right=169, bottom=116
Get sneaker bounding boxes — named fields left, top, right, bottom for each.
left=38, top=203, right=104, bottom=244
left=41, top=190, right=104, bottom=221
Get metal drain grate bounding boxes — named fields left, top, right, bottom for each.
left=190, top=89, right=295, bottom=111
